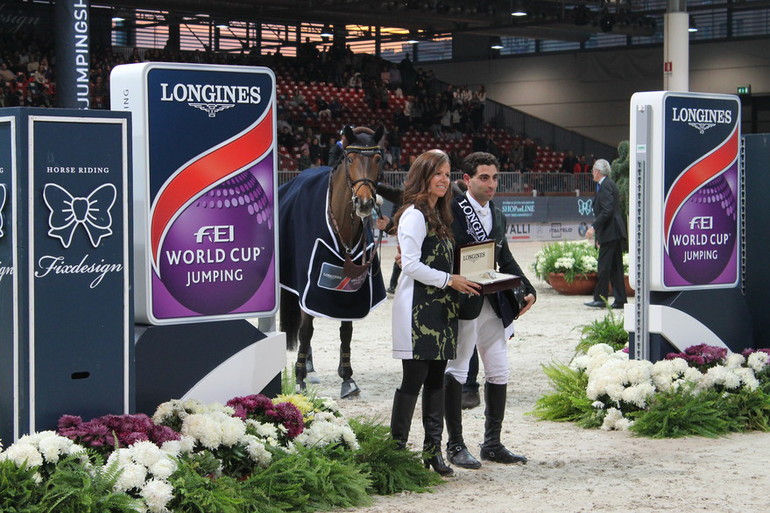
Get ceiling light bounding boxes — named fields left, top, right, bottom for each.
left=320, top=24, right=334, bottom=37
left=688, top=16, right=698, bottom=33
left=511, top=0, right=527, bottom=17
left=490, top=36, right=504, bottom=50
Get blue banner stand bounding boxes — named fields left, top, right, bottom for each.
left=0, top=108, right=132, bottom=444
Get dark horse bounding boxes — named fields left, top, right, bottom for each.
left=278, top=125, right=387, bottom=397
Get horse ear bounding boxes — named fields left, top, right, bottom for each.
left=343, top=125, right=355, bottom=145
left=373, top=125, right=385, bottom=145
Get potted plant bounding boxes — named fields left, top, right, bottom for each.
left=532, top=240, right=599, bottom=294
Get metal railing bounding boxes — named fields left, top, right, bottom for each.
left=277, top=170, right=595, bottom=195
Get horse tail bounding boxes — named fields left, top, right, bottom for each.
left=279, top=289, right=301, bottom=351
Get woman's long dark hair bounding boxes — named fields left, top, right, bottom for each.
left=394, top=149, right=454, bottom=241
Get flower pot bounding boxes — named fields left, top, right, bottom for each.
left=548, top=272, right=597, bottom=295
left=609, top=275, right=635, bottom=297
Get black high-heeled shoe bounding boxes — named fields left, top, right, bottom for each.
left=423, top=451, right=454, bottom=476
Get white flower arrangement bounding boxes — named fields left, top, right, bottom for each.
left=293, top=411, right=359, bottom=451
left=570, top=344, right=770, bottom=432
left=0, top=431, right=86, bottom=468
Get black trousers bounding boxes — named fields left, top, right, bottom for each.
left=594, top=239, right=627, bottom=304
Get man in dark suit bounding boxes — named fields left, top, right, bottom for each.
left=444, top=152, right=536, bottom=469
left=585, top=158, right=627, bottom=309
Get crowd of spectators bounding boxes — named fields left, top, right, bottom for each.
left=1, top=31, right=595, bottom=181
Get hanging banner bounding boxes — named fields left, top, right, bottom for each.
left=111, top=63, right=278, bottom=325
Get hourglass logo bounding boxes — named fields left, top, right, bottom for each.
left=42, top=183, right=116, bottom=248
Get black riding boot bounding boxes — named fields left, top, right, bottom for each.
left=390, top=389, right=418, bottom=450
left=422, top=386, right=453, bottom=476
left=444, top=374, right=481, bottom=469
left=479, top=383, right=528, bottom=465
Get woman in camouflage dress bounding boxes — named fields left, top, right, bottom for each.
left=390, top=149, right=480, bottom=476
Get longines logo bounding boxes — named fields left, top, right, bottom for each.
left=160, top=82, right=261, bottom=117
left=43, top=183, right=116, bottom=248
left=0, top=183, right=5, bottom=239
left=671, top=107, right=732, bottom=134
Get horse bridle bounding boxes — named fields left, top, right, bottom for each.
left=343, top=144, right=383, bottom=200
left=327, top=144, right=385, bottom=278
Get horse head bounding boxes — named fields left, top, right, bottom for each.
left=340, top=125, right=385, bottom=219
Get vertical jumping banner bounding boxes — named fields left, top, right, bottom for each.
left=110, top=63, right=278, bottom=325
left=54, top=0, right=90, bottom=108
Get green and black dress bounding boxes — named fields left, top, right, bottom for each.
left=392, top=205, right=458, bottom=360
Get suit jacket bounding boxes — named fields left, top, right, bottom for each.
left=592, top=176, right=627, bottom=244
left=451, top=194, right=536, bottom=321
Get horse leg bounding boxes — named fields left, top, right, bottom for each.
left=295, top=313, right=314, bottom=392
left=305, top=346, right=321, bottom=384
left=338, top=321, right=360, bottom=399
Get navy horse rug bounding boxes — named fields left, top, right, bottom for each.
left=278, top=166, right=386, bottom=320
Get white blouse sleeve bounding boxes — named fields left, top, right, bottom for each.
left=397, top=206, right=451, bottom=288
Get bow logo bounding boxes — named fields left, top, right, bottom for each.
left=43, top=183, right=117, bottom=248
left=578, top=198, right=593, bottom=216
left=0, top=184, right=6, bottom=239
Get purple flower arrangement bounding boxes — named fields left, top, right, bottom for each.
left=57, top=413, right=180, bottom=453
left=226, top=394, right=305, bottom=439
left=665, top=343, right=729, bottom=370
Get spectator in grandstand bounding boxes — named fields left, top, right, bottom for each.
left=388, top=126, right=403, bottom=167
left=522, top=139, right=537, bottom=172
left=298, top=147, right=312, bottom=170
left=560, top=150, right=579, bottom=173
left=508, top=140, right=524, bottom=171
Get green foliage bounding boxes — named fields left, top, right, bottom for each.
left=576, top=308, right=628, bottom=354
left=717, top=386, right=770, bottom=432
left=246, top=445, right=371, bottom=512
left=350, top=417, right=443, bottom=495
left=281, top=366, right=298, bottom=395
left=37, top=455, right=140, bottom=513
left=529, top=362, right=603, bottom=428
left=0, top=459, right=44, bottom=513
left=166, top=457, right=246, bottom=513
left=611, top=140, right=630, bottom=220
left=630, top=387, right=732, bottom=438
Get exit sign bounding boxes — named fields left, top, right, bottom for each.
left=737, top=85, right=751, bottom=95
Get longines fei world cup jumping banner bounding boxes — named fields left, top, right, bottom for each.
left=111, top=63, right=278, bottom=325
left=630, top=92, right=740, bottom=292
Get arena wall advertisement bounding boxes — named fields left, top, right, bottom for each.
left=378, top=195, right=594, bottom=244
left=110, top=63, right=279, bottom=325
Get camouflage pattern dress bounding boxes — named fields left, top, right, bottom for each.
left=392, top=206, right=459, bottom=360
